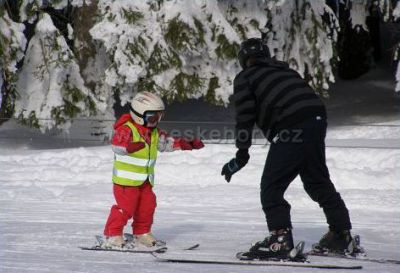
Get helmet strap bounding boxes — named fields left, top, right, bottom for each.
left=129, top=104, right=144, bottom=118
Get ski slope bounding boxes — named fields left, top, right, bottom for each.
left=0, top=125, right=399, bottom=273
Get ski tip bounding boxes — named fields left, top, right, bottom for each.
left=152, top=252, right=169, bottom=261
left=151, top=252, right=159, bottom=258
left=153, top=247, right=168, bottom=253
left=349, top=266, right=363, bottom=270
left=80, top=246, right=100, bottom=250
left=184, top=244, right=200, bottom=250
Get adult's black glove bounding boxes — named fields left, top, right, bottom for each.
left=221, top=149, right=250, bottom=183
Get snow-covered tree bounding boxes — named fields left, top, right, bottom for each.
left=1, top=0, right=398, bottom=131
left=89, top=0, right=267, bottom=106
left=13, top=13, right=104, bottom=131
left=0, top=0, right=106, bottom=131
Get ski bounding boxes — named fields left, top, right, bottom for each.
left=307, top=251, right=400, bottom=265
left=153, top=241, right=362, bottom=269
left=80, top=245, right=167, bottom=254
left=184, top=243, right=200, bottom=250
left=79, top=234, right=199, bottom=254
left=152, top=253, right=362, bottom=269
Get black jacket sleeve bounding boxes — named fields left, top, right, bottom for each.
left=232, top=73, right=256, bottom=150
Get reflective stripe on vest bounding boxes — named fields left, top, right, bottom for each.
left=114, top=154, right=156, bottom=167
left=112, top=121, right=158, bottom=186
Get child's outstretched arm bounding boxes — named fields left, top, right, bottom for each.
left=111, top=125, right=145, bottom=155
left=157, top=130, right=204, bottom=152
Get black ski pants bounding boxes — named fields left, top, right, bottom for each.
left=261, top=116, right=352, bottom=232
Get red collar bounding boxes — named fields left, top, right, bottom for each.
left=114, top=113, right=156, bottom=144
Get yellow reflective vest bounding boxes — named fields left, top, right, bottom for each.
left=112, top=121, right=159, bottom=186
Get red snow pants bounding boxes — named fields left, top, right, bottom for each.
left=103, top=181, right=157, bottom=236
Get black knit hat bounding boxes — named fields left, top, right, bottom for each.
left=237, top=38, right=271, bottom=69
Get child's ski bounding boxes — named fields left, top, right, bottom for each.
left=80, top=245, right=167, bottom=253
left=79, top=234, right=199, bottom=253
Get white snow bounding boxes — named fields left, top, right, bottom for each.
left=396, top=61, right=400, bottom=93
left=350, top=1, right=368, bottom=31
left=394, top=1, right=400, bottom=19
left=0, top=125, right=399, bottom=272
left=67, top=24, right=74, bottom=40
left=52, top=0, right=70, bottom=10
left=72, top=0, right=92, bottom=8
left=0, top=13, right=27, bottom=75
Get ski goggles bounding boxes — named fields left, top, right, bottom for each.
left=144, top=110, right=164, bottom=127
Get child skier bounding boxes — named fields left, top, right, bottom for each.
left=103, top=91, right=204, bottom=249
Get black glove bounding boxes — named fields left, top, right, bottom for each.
left=221, top=149, right=250, bottom=183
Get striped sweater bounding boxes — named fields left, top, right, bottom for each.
left=232, top=59, right=326, bottom=148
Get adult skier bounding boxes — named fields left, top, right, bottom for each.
left=103, top=91, right=204, bottom=249
left=221, top=38, right=361, bottom=260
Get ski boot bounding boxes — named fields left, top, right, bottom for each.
left=312, top=230, right=365, bottom=256
left=134, top=233, right=166, bottom=247
left=237, top=229, right=306, bottom=262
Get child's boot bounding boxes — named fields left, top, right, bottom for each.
left=134, top=233, right=166, bottom=247
left=104, top=235, right=125, bottom=248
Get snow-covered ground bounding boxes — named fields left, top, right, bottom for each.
left=0, top=124, right=399, bottom=272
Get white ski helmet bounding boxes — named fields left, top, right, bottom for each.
left=130, top=91, right=165, bottom=127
